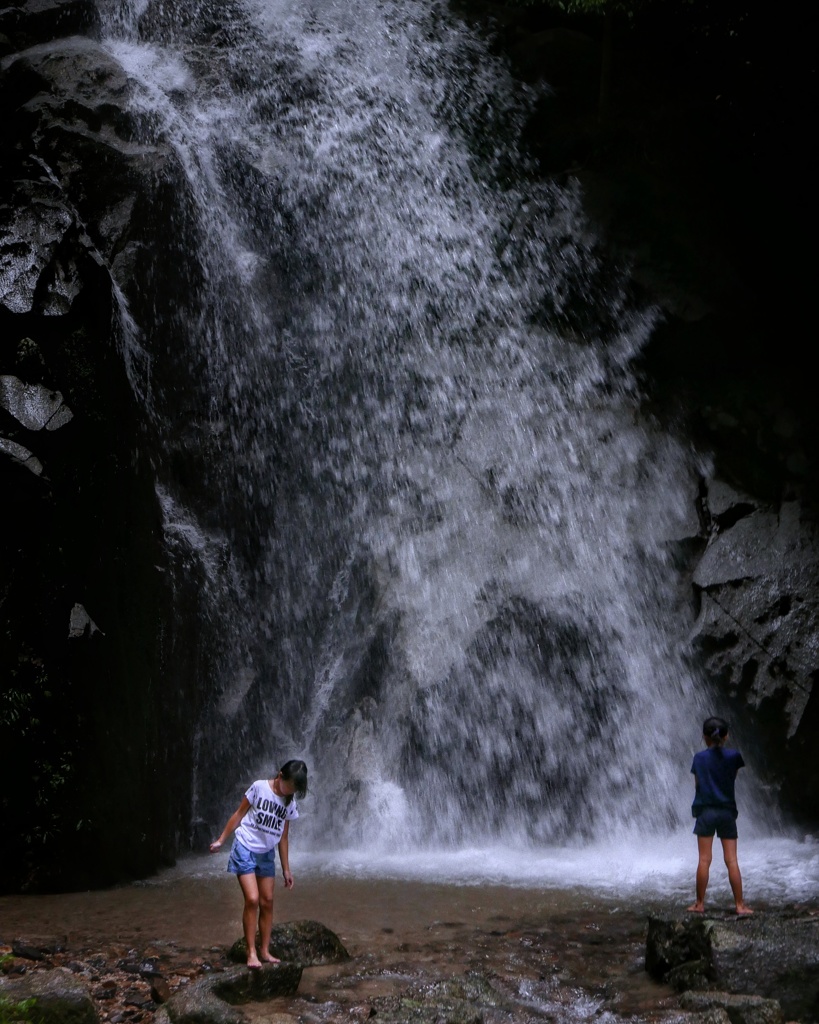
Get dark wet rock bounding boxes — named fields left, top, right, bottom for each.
left=680, top=991, right=784, bottom=1024
left=228, top=921, right=349, bottom=966
left=0, top=0, right=100, bottom=50
left=1, top=37, right=170, bottom=266
left=150, top=979, right=171, bottom=1004
left=691, top=489, right=819, bottom=737
left=0, top=182, right=79, bottom=315
left=9, top=940, right=47, bottom=961
left=646, top=912, right=819, bottom=1020
left=686, top=481, right=819, bottom=820
left=163, top=963, right=302, bottom=1024
left=0, top=374, right=73, bottom=430
left=689, top=1010, right=733, bottom=1024
left=0, top=436, right=44, bottom=474
left=0, top=969, right=97, bottom=1024
left=11, top=937, right=66, bottom=959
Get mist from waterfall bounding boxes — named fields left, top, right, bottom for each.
left=97, top=0, right=747, bottom=862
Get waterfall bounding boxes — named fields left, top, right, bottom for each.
left=99, top=0, right=712, bottom=856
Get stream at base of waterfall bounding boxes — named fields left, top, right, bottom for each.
left=1, top=838, right=817, bottom=1023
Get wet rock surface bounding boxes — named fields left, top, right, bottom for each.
left=0, top=0, right=198, bottom=892
left=679, top=991, right=784, bottom=1024
left=228, top=921, right=350, bottom=967
left=646, top=910, right=819, bottom=1020
left=163, top=964, right=303, bottom=1024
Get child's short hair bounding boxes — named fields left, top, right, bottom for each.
left=280, top=759, right=309, bottom=800
left=702, top=716, right=729, bottom=743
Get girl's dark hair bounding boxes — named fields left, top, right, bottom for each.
left=702, top=716, right=729, bottom=746
left=279, top=759, right=308, bottom=800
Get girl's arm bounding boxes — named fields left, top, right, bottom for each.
left=278, top=820, right=294, bottom=889
left=209, top=797, right=251, bottom=852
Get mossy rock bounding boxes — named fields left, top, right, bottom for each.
left=228, top=920, right=349, bottom=966
left=0, top=971, right=96, bottom=1024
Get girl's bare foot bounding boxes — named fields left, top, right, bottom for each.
left=686, top=902, right=705, bottom=913
left=260, top=953, right=281, bottom=964
left=247, top=952, right=262, bottom=969
left=736, top=904, right=754, bottom=916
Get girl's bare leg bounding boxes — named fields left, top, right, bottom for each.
left=257, top=876, right=280, bottom=962
left=686, top=835, right=713, bottom=912
left=238, top=873, right=262, bottom=967
left=721, top=838, right=753, bottom=914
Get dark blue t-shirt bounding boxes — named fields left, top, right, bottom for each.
left=691, top=746, right=745, bottom=815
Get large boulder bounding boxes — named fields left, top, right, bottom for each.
left=0, top=969, right=97, bottom=1024
left=646, top=912, right=819, bottom=1021
left=228, top=921, right=349, bottom=966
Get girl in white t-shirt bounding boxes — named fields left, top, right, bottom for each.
left=210, top=759, right=308, bottom=968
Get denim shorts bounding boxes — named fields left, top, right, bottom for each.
left=227, top=838, right=276, bottom=877
left=693, top=807, right=738, bottom=840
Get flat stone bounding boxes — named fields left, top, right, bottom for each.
left=680, top=990, right=784, bottom=1024
left=0, top=437, right=43, bottom=475
left=0, top=375, right=73, bottom=430
left=68, top=603, right=102, bottom=639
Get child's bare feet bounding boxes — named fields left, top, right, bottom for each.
left=260, top=952, right=281, bottom=964
left=736, top=903, right=754, bottom=916
left=247, top=951, right=262, bottom=969
left=686, top=902, right=705, bottom=913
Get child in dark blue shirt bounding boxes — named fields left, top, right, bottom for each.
left=686, top=716, right=753, bottom=915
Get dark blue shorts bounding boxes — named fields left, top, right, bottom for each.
left=693, top=807, right=738, bottom=840
left=227, top=838, right=276, bottom=877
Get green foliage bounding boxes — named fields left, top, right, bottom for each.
left=0, top=995, right=37, bottom=1024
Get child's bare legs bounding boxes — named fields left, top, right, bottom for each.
left=721, top=838, right=753, bottom=915
left=257, top=876, right=280, bottom=962
left=237, top=873, right=281, bottom=966
left=686, top=835, right=713, bottom=912
left=238, top=873, right=263, bottom=966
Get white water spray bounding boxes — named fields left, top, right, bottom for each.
left=97, top=0, right=777, bottom=863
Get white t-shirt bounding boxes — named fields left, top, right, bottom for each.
left=233, top=779, right=299, bottom=853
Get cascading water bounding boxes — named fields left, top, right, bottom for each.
left=100, top=0, right=728, bottom=861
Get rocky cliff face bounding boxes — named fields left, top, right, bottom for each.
left=0, top=1, right=203, bottom=891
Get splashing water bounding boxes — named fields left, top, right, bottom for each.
left=96, top=0, right=783, bottom=865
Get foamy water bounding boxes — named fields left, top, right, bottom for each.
left=184, top=834, right=819, bottom=905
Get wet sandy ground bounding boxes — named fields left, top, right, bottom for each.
left=0, top=868, right=704, bottom=1022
